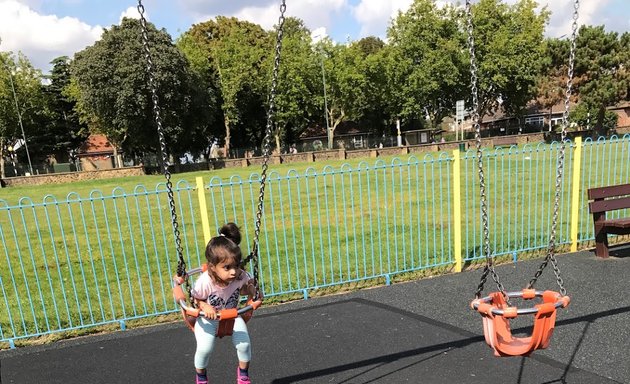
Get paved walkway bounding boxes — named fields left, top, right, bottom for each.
left=1, top=248, right=629, bottom=383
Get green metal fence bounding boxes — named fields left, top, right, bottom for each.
left=1, top=135, right=629, bottom=347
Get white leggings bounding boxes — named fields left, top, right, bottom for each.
left=194, top=316, right=251, bottom=370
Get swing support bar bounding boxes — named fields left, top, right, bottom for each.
left=471, top=290, right=570, bottom=316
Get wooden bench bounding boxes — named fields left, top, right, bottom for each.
left=587, top=183, right=630, bottom=257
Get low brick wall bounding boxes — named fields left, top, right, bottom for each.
left=615, top=126, right=630, bottom=135
left=1, top=166, right=145, bottom=187
left=206, top=132, right=556, bottom=170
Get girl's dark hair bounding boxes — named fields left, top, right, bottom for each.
left=205, top=222, right=242, bottom=266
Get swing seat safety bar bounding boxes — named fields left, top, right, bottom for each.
left=172, top=265, right=262, bottom=332
left=471, top=289, right=570, bottom=357
left=471, top=290, right=570, bottom=316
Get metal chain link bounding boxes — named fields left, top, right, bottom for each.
left=527, top=0, right=579, bottom=296
left=465, top=0, right=508, bottom=300
left=137, top=2, right=190, bottom=299
left=240, top=1, right=287, bottom=290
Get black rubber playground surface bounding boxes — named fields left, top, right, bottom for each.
left=1, top=248, right=629, bottom=383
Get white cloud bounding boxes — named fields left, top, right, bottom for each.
left=0, top=0, right=102, bottom=73
left=311, top=27, right=328, bottom=43
left=119, top=6, right=142, bottom=24
left=181, top=0, right=346, bottom=37
left=540, top=0, right=611, bottom=37
left=352, top=0, right=414, bottom=39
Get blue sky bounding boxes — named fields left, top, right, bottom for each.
left=1, top=0, right=628, bottom=74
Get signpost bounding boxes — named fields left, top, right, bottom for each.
left=456, top=100, right=465, bottom=141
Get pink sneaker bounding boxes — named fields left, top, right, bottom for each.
left=196, top=374, right=208, bottom=384
left=237, top=367, right=250, bottom=383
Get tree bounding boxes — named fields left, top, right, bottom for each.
left=467, top=0, right=549, bottom=121
left=347, top=37, right=391, bottom=137
left=183, top=17, right=270, bottom=157
left=533, top=37, right=573, bottom=132
left=0, top=52, right=44, bottom=176
left=271, top=17, right=321, bottom=151
left=39, top=56, right=88, bottom=161
left=386, top=0, right=466, bottom=130
left=70, top=18, right=212, bottom=166
left=315, top=40, right=366, bottom=149
left=573, top=25, right=627, bottom=136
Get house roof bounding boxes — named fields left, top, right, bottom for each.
left=481, top=100, right=578, bottom=123
left=78, top=134, right=114, bottom=156
left=608, top=101, right=630, bottom=110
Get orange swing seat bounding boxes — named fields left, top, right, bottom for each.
left=172, top=264, right=262, bottom=338
left=471, top=289, right=570, bottom=357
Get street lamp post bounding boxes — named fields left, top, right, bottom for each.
left=312, top=32, right=332, bottom=150
left=2, top=56, right=34, bottom=175
left=319, top=56, right=331, bottom=149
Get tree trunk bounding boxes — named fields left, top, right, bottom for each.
left=112, top=147, right=120, bottom=168
left=224, top=116, right=231, bottom=158
left=595, top=106, right=607, bottom=137
left=274, top=132, right=281, bottom=154
left=0, top=137, right=4, bottom=178
left=328, top=108, right=345, bottom=149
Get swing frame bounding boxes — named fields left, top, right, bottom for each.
left=465, top=0, right=579, bottom=357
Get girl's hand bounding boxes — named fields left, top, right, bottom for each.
left=246, top=279, right=262, bottom=300
left=199, top=301, right=217, bottom=320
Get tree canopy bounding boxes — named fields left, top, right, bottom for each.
left=70, top=18, right=213, bottom=165
left=1, top=0, right=629, bottom=171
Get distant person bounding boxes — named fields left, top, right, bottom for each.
left=209, top=140, right=220, bottom=159
left=440, top=137, right=446, bottom=143
left=191, top=223, right=260, bottom=384
left=289, top=144, right=298, bottom=154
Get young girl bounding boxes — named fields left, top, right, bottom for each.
left=192, top=222, right=259, bottom=384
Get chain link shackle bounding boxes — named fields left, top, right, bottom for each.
left=136, top=2, right=190, bottom=297
left=528, top=0, right=579, bottom=296
left=465, top=0, right=508, bottom=300
left=240, top=1, right=287, bottom=287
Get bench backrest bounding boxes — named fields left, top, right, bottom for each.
left=588, top=183, right=630, bottom=214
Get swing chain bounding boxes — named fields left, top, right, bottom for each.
left=137, top=1, right=191, bottom=299
left=527, top=0, right=579, bottom=296
left=465, top=0, right=508, bottom=300
left=240, top=0, right=287, bottom=289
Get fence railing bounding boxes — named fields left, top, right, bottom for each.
left=1, top=135, right=629, bottom=347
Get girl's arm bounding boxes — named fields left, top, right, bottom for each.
left=195, top=298, right=217, bottom=320
left=239, top=269, right=259, bottom=300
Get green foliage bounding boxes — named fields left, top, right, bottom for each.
left=574, top=26, right=629, bottom=136
left=387, top=0, right=466, bottom=128
left=272, top=17, right=321, bottom=149
left=352, top=41, right=391, bottom=136
left=570, top=102, right=617, bottom=132
left=0, top=52, right=47, bottom=164
left=534, top=38, right=570, bottom=117
left=38, top=56, right=89, bottom=159
left=469, top=0, right=549, bottom=118
left=183, top=17, right=271, bottom=155
left=70, top=18, right=214, bottom=160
